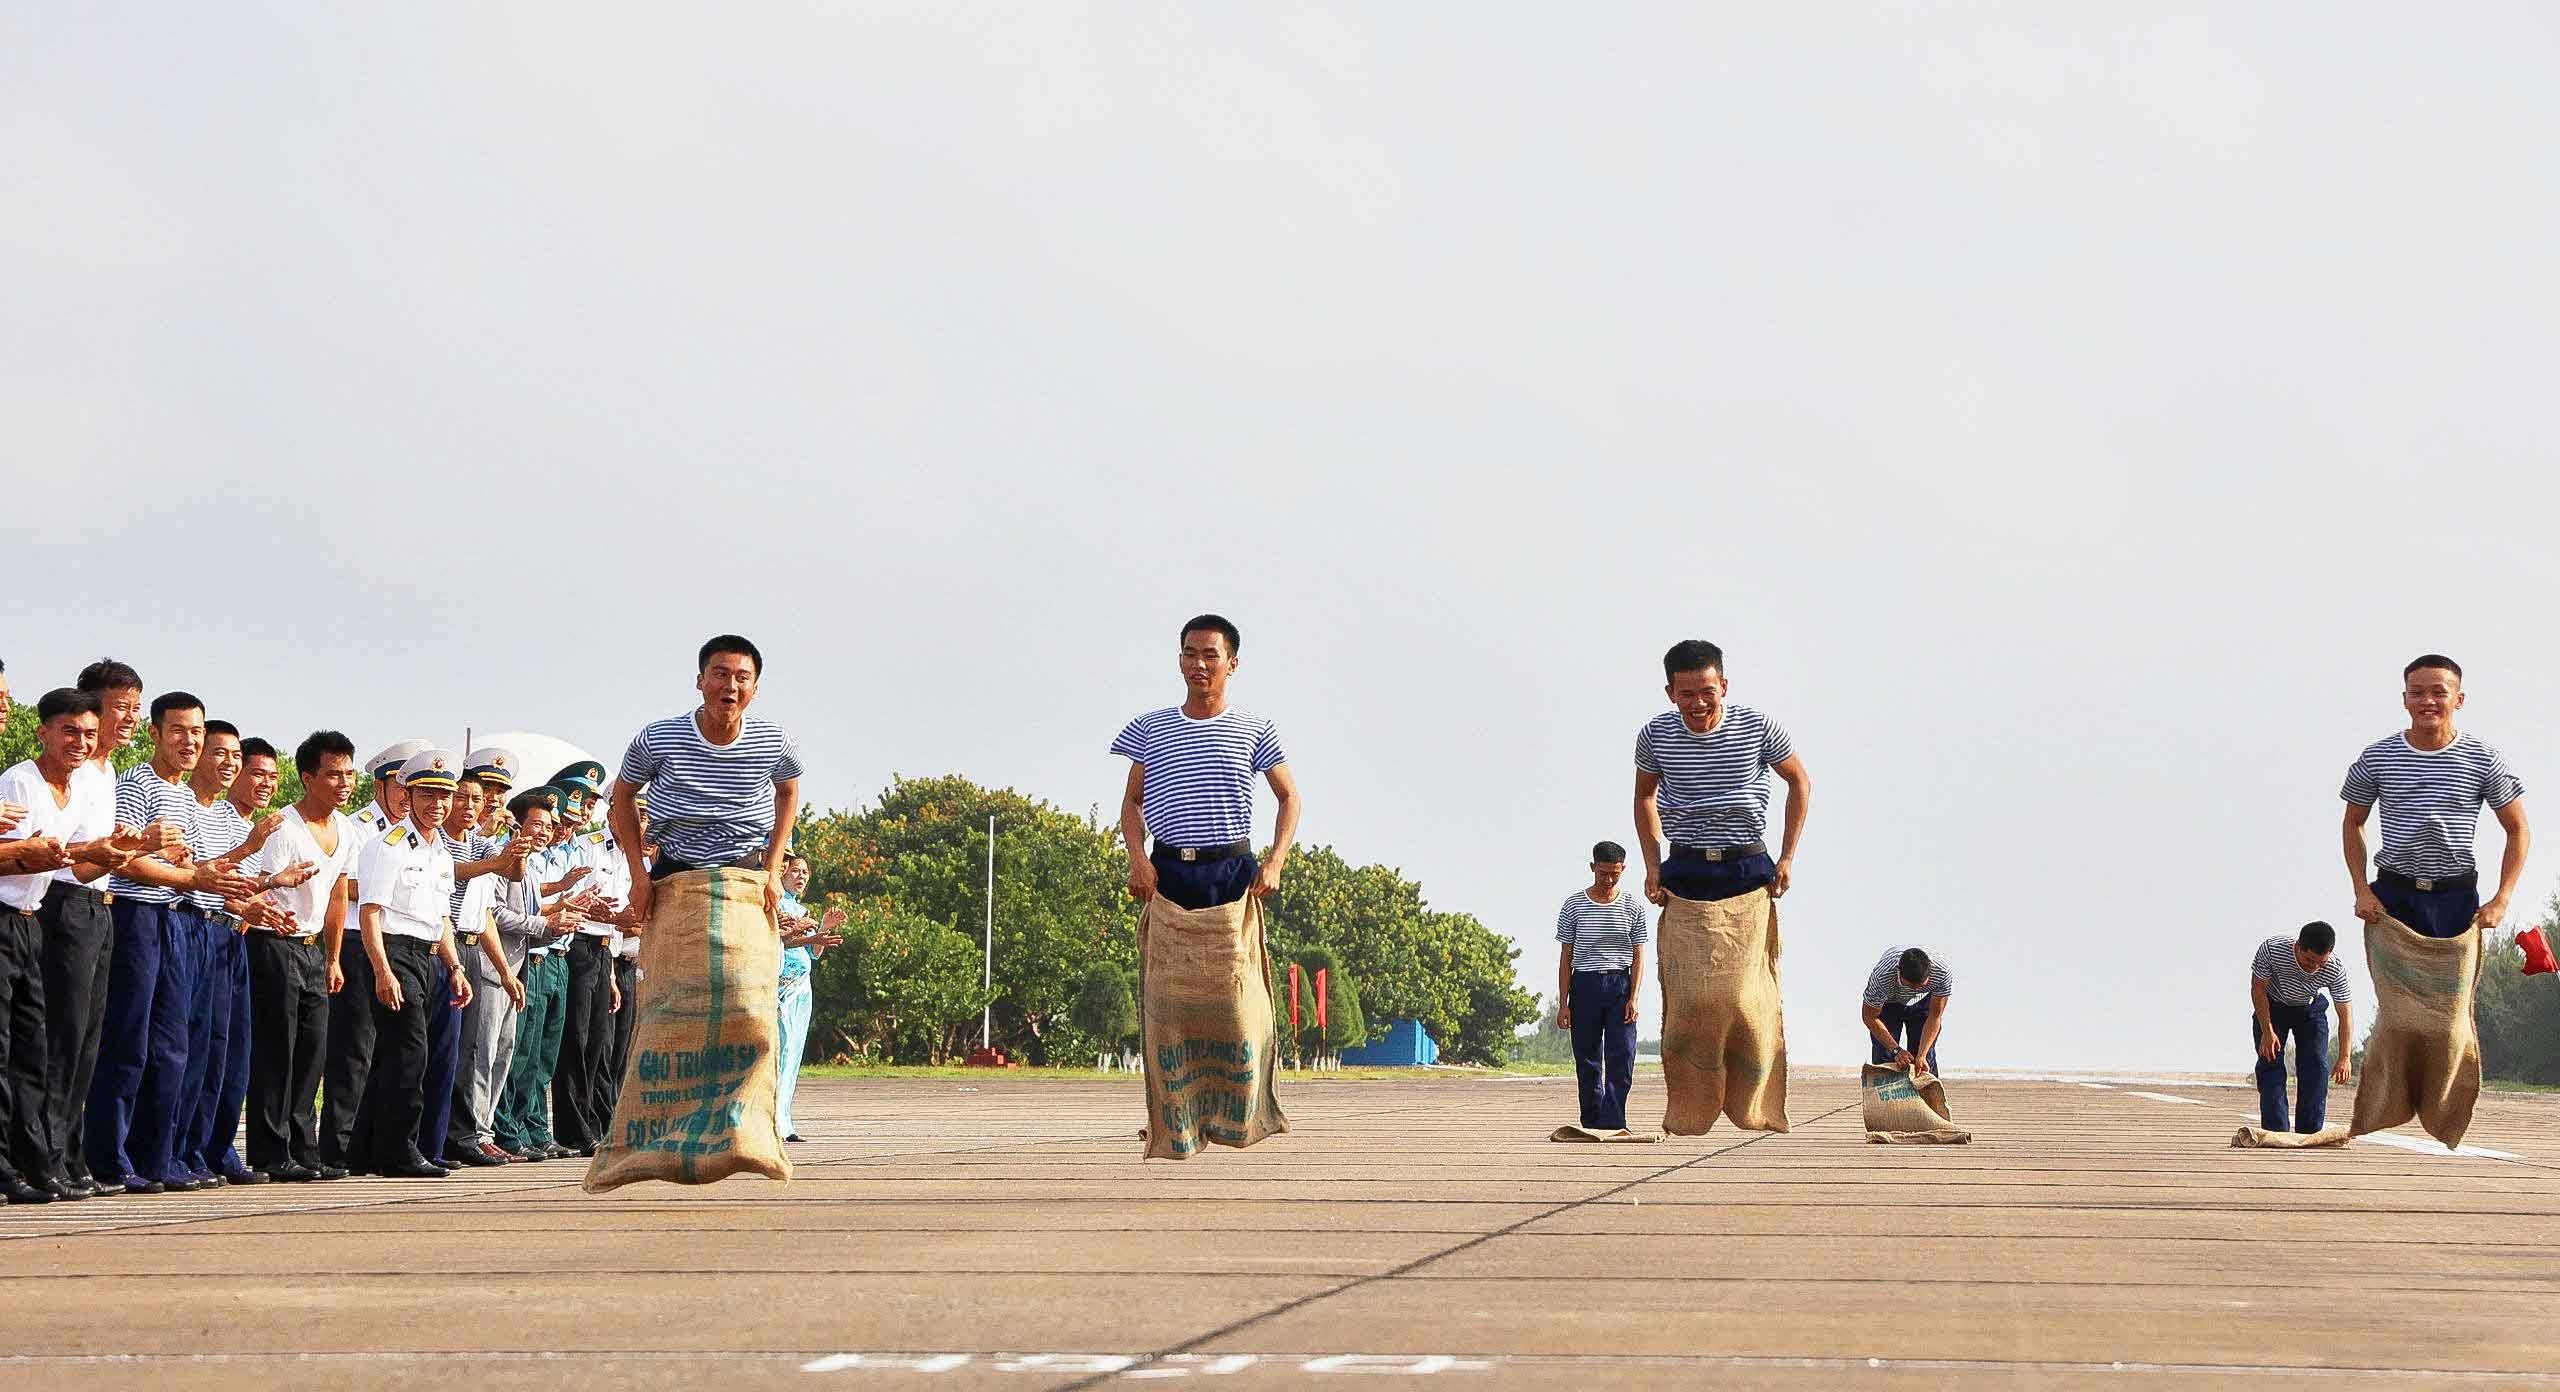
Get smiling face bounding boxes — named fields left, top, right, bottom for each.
left=1665, top=666, right=1728, bottom=731
left=96, top=686, right=142, bottom=758
left=40, top=709, right=100, bottom=772
left=2403, top=666, right=2464, bottom=735
left=201, top=729, right=242, bottom=794
left=154, top=705, right=207, bottom=776
left=406, top=783, right=454, bottom=833
left=699, top=650, right=760, bottom=721
left=235, top=752, right=280, bottom=811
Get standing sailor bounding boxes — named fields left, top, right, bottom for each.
left=241, top=732, right=359, bottom=1181
left=350, top=750, right=475, bottom=1178
left=2250, top=922, right=2356, bottom=1135
left=548, top=761, right=620, bottom=1157
left=320, top=738, right=429, bottom=1173
left=1553, top=841, right=1647, bottom=1134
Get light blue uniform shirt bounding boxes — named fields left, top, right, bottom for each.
left=778, top=891, right=813, bottom=982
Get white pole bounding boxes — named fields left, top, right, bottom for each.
left=981, top=814, right=994, bottom=1051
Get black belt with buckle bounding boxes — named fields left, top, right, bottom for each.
left=2381, top=868, right=2478, bottom=895
left=1668, top=841, right=1769, bottom=863
left=1153, top=839, right=1252, bottom=864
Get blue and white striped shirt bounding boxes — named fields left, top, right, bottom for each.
left=107, top=766, right=201, bottom=905
left=187, top=798, right=255, bottom=913
left=1864, top=947, right=1954, bottom=1008
left=2341, top=732, right=2524, bottom=878
left=1635, top=706, right=1794, bottom=850
left=447, top=831, right=498, bottom=923
left=2254, top=935, right=2352, bottom=1007
left=1555, top=890, right=1650, bottom=971
left=619, top=713, right=804, bottom=868
left=1111, top=707, right=1286, bottom=849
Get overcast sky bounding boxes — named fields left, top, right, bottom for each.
left=8, top=4, right=2554, bottom=1069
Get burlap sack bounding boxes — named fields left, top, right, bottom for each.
left=1549, top=1125, right=1661, bottom=1143
left=1138, top=894, right=1287, bottom=1160
left=2233, top=1123, right=2350, bottom=1149
left=1655, top=889, right=1788, bottom=1135
left=2350, top=915, right=2484, bottom=1149
left=584, top=868, right=791, bottom=1191
left=1860, top=1063, right=1969, bottom=1144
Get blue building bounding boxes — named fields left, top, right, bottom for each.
left=1340, top=1017, right=1440, bottom=1067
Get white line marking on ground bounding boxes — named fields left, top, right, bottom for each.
left=2351, top=1131, right=2523, bottom=1161
left=2125, top=1091, right=2207, bottom=1106
left=2079, top=1083, right=2114, bottom=1090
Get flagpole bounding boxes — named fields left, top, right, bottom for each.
left=981, top=814, right=994, bottom=1052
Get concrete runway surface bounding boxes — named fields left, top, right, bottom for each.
left=5, top=1070, right=2558, bottom=1389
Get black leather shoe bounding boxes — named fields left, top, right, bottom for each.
left=574, top=1145, right=596, bottom=1158
left=220, top=1167, right=270, bottom=1186
left=312, top=1165, right=348, bottom=1181
left=113, top=1173, right=164, bottom=1195
left=265, top=1163, right=316, bottom=1183
left=152, top=1173, right=212, bottom=1192
left=427, top=1157, right=457, bottom=1172
left=87, top=1176, right=124, bottom=1196
left=382, top=1153, right=449, bottom=1179
left=447, top=1146, right=504, bottom=1169
left=785, top=1134, right=804, bottom=1143
left=542, top=1143, right=573, bottom=1159
left=45, top=1175, right=94, bottom=1201
left=2, top=1180, right=55, bottom=1204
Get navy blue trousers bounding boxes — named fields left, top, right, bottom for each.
left=1151, top=851, right=1257, bottom=911
left=187, top=928, right=252, bottom=1173
left=1870, top=998, right=1941, bottom=1074
left=88, top=898, right=200, bottom=1182
left=1569, top=969, right=1636, bottom=1130
left=1661, top=850, right=1774, bottom=903
left=2254, top=1002, right=2331, bottom=1133
left=2373, top=872, right=2479, bottom=940
left=417, top=965, right=465, bottom=1160
left=167, top=909, right=224, bottom=1176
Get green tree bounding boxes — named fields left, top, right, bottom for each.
left=807, top=895, right=992, bottom=1064
left=1070, top=963, right=1138, bottom=1051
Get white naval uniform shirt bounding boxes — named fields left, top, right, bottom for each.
left=355, top=819, right=455, bottom=943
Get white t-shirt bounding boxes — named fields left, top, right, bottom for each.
left=0, top=760, right=84, bottom=911
left=51, top=760, right=117, bottom=887
left=246, top=807, right=359, bottom=940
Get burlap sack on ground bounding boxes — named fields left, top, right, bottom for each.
left=2233, top=1123, right=2350, bottom=1149
left=2350, top=915, right=2484, bottom=1149
left=1138, top=893, right=1287, bottom=1160
left=1861, top=1063, right=1969, bottom=1144
left=1549, top=1125, right=1661, bottom=1143
left=1656, top=889, right=1788, bottom=1136
left=584, top=867, right=791, bottom=1192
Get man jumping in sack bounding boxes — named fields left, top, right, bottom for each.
left=1112, top=613, right=1300, bottom=1159
left=1636, top=640, right=1811, bottom=911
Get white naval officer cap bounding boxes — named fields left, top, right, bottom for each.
left=365, top=738, right=434, bottom=780
left=397, top=748, right=463, bottom=792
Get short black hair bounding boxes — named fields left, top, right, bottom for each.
left=456, top=772, right=487, bottom=792
left=238, top=737, right=278, bottom=763
left=1898, top=947, right=1933, bottom=986
left=2298, top=921, right=2337, bottom=956
left=1180, top=614, right=1242, bottom=656
left=1591, top=841, right=1627, bottom=864
left=1663, top=639, right=1725, bottom=682
left=37, top=688, right=99, bottom=724
left=204, top=719, right=240, bottom=742
left=294, top=730, right=356, bottom=771
left=77, top=658, right=142, bottom=695
left=507, top=788, right=560, bottom=822
left=2404, top=653, right=2462, bottom=682
left=699, top=634, right=763, bottom=676
left=150, top=691, right=205, bottom=726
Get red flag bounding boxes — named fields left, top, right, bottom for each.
left=1288, top=963, right=1302, bottom=1027
left=2523, top=927, right=2557, bottom=976
left=1315, top=968, right=1328, bottom=1031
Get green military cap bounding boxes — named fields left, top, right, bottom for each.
left=550, top=760, right=607, bottom=798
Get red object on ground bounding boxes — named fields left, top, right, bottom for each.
left=1315, top=968, right=1328, bottom=1030
left=1288, top=963, right=1302, bottom=1028
left=2521, top=927, right=2557, bottom=976
left=964, top=1048, right=1011, bottom=1068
